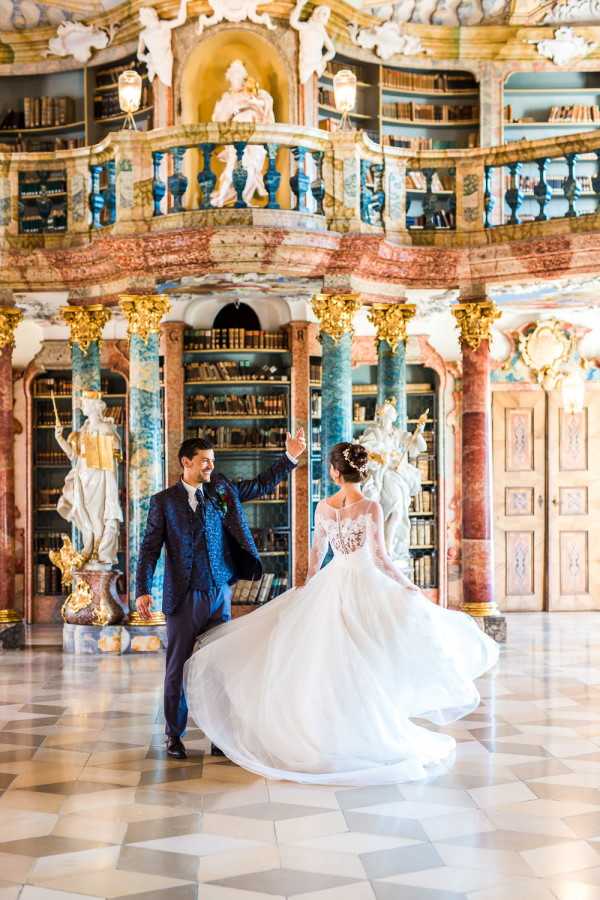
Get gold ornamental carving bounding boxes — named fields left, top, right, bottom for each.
left=0, top=307, right=23, bottom=350
left=61, top=580, right=93, bottom=621
left=368, top=303, right=416, bottom=353
left=311, top=293, right=361, bottom=343
left=452, top=301, right=501, bottom=351
left=518, top=318, right=573, bottom=390
left=60, top=305, right=111, bottom=355
left=49, top=535, right=86, bottom=587
left=119, top=294, right=171, bottom=344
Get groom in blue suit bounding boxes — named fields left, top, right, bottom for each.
left=135, top=430, right=306, bottom=759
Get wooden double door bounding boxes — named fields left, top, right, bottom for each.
left=492, top=386, right=600, bottom=611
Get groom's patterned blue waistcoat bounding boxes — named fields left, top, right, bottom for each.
left=135, top=453, right=296, bottom=615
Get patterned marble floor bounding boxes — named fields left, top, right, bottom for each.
left=1, top=613, right=600, bottom=900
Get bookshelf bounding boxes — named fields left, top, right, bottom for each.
left=0, top=54, right=153, bottom=152
left=29, top=369, right=127, bottom=623
left=183, top=327, right=293, bottom=615
left=308, top=358, right=439, bottom=592
left=18, top=169, right=67, bottom=235
left=502, top=71, right=600, bottom=224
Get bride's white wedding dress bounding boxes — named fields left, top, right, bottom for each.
left=184, top=497, right=499, bottom=785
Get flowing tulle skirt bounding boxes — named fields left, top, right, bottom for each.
left=184, top=549, right=499, bottom=786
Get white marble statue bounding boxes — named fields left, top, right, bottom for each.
left=358, top=399, right=428, bottom=567
left=211, top=59, right=275, bottom=207
left=349, top=14, right=425, bottom=60
left=44, top=21, right=116, bottom=64
left=54, top=392, right=123, bottom=570
left=290, top=0, right=335, bottom=84
left=137, top=0, right=188, bottom=88
left=197, top=0, right=275, bottom=34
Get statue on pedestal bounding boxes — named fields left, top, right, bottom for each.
left=358, top=399, right=428, bottom=567
left=290, top=0, right=335, bottom=84
left=137, top=0, right=188, bottom=87
left=211, top=59, right=275, bottom=207
left=51, top=390, right=125, bottom=626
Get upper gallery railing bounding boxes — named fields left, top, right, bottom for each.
left=3, top=123, right=600, bottom=245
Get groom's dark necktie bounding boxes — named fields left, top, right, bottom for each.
left=195, top=488, right=205, bottom=522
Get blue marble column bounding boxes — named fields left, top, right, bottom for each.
left=312, top=294, right=361, bottom=497
left=368, top=304, right=416, bottom=432
left=120, top=295, right=170, bottom=618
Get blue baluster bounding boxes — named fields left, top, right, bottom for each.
left=532, top=158, right=552, bottom=222
left=264, top=144, right=281, bottom=210
left=484, top=165, right=495, bottom=229
left=592, top=151, right=600, bottom=212
left=370, top=163, right=385, bottom=227
left=105, top=159, right=116, bottom=225
left=311, top=150, right=325, bottom=216
left=152, top=150, right=165, bottom=217
left=504, top=161, right=524, bottom=226
left=232, top=142, right=248, bottom=208
left=360, top=159, right=371, bottom=224
left=563, top=152, right=580, bottom=218
left=168, top=146, right=188, bottom=213
left=290, top=146, right=310, bottom=213
left=197, top=143, right=216, bottom=210
left=89, top=163, right=105, bottom=230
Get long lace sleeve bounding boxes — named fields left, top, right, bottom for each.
left=367, top=500, right=420, bottom=592
left=305, top=503, right=329, bottom=584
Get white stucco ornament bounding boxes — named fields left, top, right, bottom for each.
left=530, top=25, right=597, bottom=65
left=290, top=0, right=335, bottom=84
left=349, top=17, right=425, bottom=60
left=197, top=0, right=275, bottom=33
left=543, top=0, right=600, bottom=23
left=44, top=20, right=116, bottom=64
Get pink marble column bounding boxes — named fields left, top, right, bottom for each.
left=287, top=321, right=314, bottom=586
left=454, top=300, right=506, bottom=642
left=161, top=321, right=185, bottom=487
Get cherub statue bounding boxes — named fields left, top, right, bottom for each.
left=45, top=21, right=117, bottom=65
left=137, top=0, right=188, bottom=88
left=54, top=391, right=123, bottom=570
left=358, top=399, right=428, bottom=566
left=211, top=59, right=275, bottom=207
left=290, top=0, right=335, bottom=84
left=197, top=0, right=275, bottom=34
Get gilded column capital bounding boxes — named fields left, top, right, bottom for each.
left=311, top=293, right=361, bottom=342
left=119, top=294, right=171, bottom=343
left=452, top=300, right=501, bottom=352
left=0, top=307, right=23, bottom=350
left=368, top=303, right=416, bottom=353
left=60, top=304, right=111, bottom=355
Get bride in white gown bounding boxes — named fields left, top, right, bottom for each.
left=184, top=442, right=499, bottom=786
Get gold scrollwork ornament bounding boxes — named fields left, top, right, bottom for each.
left=49, top=535, right=86, bottom=588
left=518, top=318, right=573, bottom=390
left=311, top=293, right=361, bottom=343
left=119, top=294, right=171, bottom=344
left=0, top=307, right=23, bottom=350
left=368, top=303, right=416, bottom=353
left=61, top=579, right=93, bottom=621
left=60, top=305, right=111, bottom=355
left=452, top=300, right=501, bottom=351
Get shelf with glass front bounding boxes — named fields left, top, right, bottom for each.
left=501, top=71, right=600, bottom=224
left=30, top=370, right=128, bottom=615
left=0, top=55, right=152, bottom=152
left=184, top=327, right=292, bottom=610
left=18, top=169, right=68, bottom=235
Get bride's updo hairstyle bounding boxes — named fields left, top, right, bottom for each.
left=329, top=442, right=369, bottom=483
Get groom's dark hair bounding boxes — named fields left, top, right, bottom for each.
left=178, top=437, right=214, bottom=465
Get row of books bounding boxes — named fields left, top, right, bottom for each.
left=383, top=134, right=478, bottom=149
left=186, top=426, right=287, bottom=448
left=34, top=377, right=119, bottom=396
left=34, top=563, right=64, bottom=596
left=417, top=455, right=435, bottom=481
left=311, top=395, right=322, bottom=417
left=35, top=450, right=68, bottom=466
left=382, top=101, right=479, bottom=123
left=410, top=519, right=435, bottom=547
left=311, top=426, right=321, bottom=452
left=382, top=69, right=477, bottom=94
left=93, top=82, right=151, bottom=121
left=105, top=405, right=126, bottom=425
left=185, top=361, right=288, bottom=382
left=325, top=60, right=368, bottom=82
left=260, top=483, right=288, bottom=502
left=353, top=401, right=376, bottom=422
left=407, top=170, right=454, bottom=192
left=549, top=104, right=600, bottom=123
left=37, top=487, right=62, bottom=507
left=408, top=554, right=436, bottom=589
left=231, top=573, right=287, bottom=605
left=96, top=59, right=145, bottom=89
left=407, top=211, right=455, bottom=229
left=185, top=329, right=288, bottom=350
left=8, top=136, right=83, bottom=152
left=27, top=96, right=75, bottom=128
left=34, top=530, right=67, bottom=553
left=19, top=175, right=66, bottom=197
left=519, top=175, right=598, bottom=194
left=20, top=211, right=66, bottom=234
left=251, top=528, right=288, bottom=552
left=410, top=490, right=434, bottom=514
left=187, top=394, right=287, bottom=417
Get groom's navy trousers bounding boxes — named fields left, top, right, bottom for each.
left=165, top=584, right=231, bottom=738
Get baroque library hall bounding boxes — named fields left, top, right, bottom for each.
left=1, top=0, right=600, bottom=895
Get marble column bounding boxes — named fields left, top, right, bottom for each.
left=120, top=294, right=170, bottom=621
left=160, top=321, right=185, bottom=488
left=61, top=304, right=111, bottom=432
left=312, top=294, right=361, bottom=496
left=452, top=299, right=506, bottom=642
left=287, top=321, right=313, bottom=583
left=368, top=303, right=416, bottom=431
left=0, top=306, right=23, bottom=648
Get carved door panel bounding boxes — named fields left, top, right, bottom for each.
left=547, top=386, right=600, bottom=610
left=492, top=390, right=546, bottom=611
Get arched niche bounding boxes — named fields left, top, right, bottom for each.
left=183, top=295, right=294, bottom=330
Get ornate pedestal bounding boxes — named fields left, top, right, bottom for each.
left=62, top=622, right=167, bottom=654
left=0, top=610, right=25, bottom=649
left=62, top=569, right=125, bottom=626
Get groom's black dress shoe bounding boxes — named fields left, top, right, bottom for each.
left=166, top=736, right=187, bottom=759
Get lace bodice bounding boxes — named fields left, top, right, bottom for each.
left=306, top=497, right=419, bottom=591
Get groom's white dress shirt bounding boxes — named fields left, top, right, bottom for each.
left=181, top=452, right=297, bottom=513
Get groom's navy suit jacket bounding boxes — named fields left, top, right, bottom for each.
left=135, top=453, right=296, bottom=616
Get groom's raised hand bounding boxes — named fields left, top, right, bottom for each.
left=286, top=427, right=306, bottom=460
